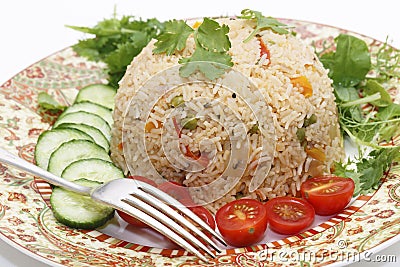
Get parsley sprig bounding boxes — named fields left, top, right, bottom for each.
left=154, top=18, right=233, bottom=80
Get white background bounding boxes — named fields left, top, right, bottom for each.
left=0, top=0, right=399, bottom=266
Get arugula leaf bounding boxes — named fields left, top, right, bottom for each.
left=321, top=34, right=371, bottom=87
left=363, top=80, right=392, bottom=107
left=240, top=9, right=290, bottom=42
left=333, top=84, right=360, bottom=102
left=378, top=103, right=400, bottom=120
left=319, top=34, right=400, bottom=146
left=37, top=92, right=66, bottom=112
left=377, top=103, right=400, bottom=141
left=322, top=33, right=400, bottom=194
left=153, top=20, right=194, bottom=55
left=68, top=15, right=164, bottom=88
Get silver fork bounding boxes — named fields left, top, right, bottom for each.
left=0, top=148, right=226, bottom=262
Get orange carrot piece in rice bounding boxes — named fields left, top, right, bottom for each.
left=306, top=147, right=326, bottom=162
left=291, top=76, right=313, bottom=97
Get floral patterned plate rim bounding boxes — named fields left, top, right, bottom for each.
left=1, top=19, right=399, bottom=267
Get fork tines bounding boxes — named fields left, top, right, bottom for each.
left=120, top=181, right=226, bottom=262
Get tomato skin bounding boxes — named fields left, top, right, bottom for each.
left=158, top=181, right=194, bottom=205
left=117, top=176, right=159, bottom=227
left=216, top=199, right=268, bottom=247
left=117, top=210, right=149, bottom=227
left=300, top=176, right=355, bottom=216
left=127, top=175, right=158, bottom=187
left=189, top=206, right=216, bottom=230
left=265, top=197, right=315, bottom=235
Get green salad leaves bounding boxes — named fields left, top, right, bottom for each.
left=67, top=14, right=164, bottom=88
left=319, top=34, right=400, bottom=194
left=320, top=34, right=400, bottom=147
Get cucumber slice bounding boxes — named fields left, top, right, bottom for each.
left=48, top=139, right=111, bottom=177
left=50, top=178, right=114, bottom=229
left=34, top=128, right=94, bottom=170
left=75, top=84, right=116, bottom=110
left=59, top=102, right=113, bottom=127
left=53, top=111, right=111, bottom=141
left=62, top=159, right=124, bottom=183
left=55, top=123, right=109, bottom=152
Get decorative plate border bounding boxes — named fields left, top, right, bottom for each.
left=1, top=19, right=399, bottom=266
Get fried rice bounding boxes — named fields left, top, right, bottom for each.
left=109, top=18, right=345, bottom=212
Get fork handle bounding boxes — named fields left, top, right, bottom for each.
left=0, top=148, right=92, bottom=195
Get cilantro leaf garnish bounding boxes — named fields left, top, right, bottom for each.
left=153, top=18, right=233, bottom=80
left=37, top=92, right=66, bottom=112
left=240, top=9, right=290, bottom=42
left=179, top=43, right=233, bottom=80
left=196, top=18, right=231, bottom=52
left=178, top=18, right=233, bottom=80
left=334, top=147, right=399, bottom=195
left=67, top=14, right=164, bottom=88
left=153, top=20, right=194, bottom=55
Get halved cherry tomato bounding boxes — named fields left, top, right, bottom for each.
left=158, top=181, right=194, bottom=205
left=127, top=175, right=158, bottom=187
left=264, top=196, right=315, bottom=235
left=300, top=175, right=355, bottom=216
left=189, top=206, right=215, bottom=231
left=117, top=176, right=158, bottom=227
left=117, top=210, right=149, bottom=228
left=216, top=199, right=268, bottom=247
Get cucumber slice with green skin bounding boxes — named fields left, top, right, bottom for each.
left=34, top=128, right=94, bottom=170
left=50, top=178, right=114, bottom=229
left=53, top=111, right=111, bottom=141
left=75, top=84, right=116, bottom=110
left=59, top=102, right=113, bottom=128
left=48, top=139, right=111, bottom=177
left=62, top=158, right=124, bottom=183
left=55, top=123, right=109, bottom=152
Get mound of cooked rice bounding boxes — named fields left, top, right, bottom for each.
left=110, top=18, right=344, bottom=212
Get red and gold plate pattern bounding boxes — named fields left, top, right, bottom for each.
left=1, top=19, right=399, bottom=267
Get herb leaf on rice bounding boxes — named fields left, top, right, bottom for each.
left=178, top=18, right=233, bottom=79
left=240, top=9, right=291, bottom=42
left=153, top=19, right=194, bottom=55
left=154, top=17, right=234, bottom=80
